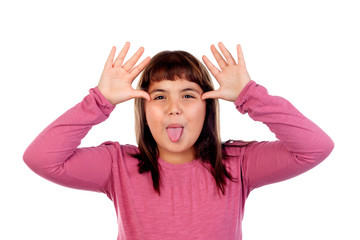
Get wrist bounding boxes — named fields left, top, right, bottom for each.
left=94, top=87, right=116, bottom=107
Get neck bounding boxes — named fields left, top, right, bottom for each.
left=158, top=147, right=195, bottom=164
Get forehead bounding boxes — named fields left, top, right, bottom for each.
left=148, top=79, right=203, bottom=93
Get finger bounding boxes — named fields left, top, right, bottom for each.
left=122, top=46, right=145, bottom=72
left=113, top=42, right=130, bottom=68
left=210, top=44, right=227, bottom=69
left=132, top=90, right=151, bottom=102
left=218, top=42, right=236, bottom=65
left=202, top=55, right=220, bottom=77
left=129, top=56, right=151, bottom=80
left=237, top=44, right=246, bottom=68
left=104, top=46, right=116, bottom=69
left=201, top=90, right=222, bottom=100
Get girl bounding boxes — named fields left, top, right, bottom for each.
left=23, top=42, right=334, bottom=239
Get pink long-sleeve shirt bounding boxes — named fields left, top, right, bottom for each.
left=23, top=80, right=334, bottom=239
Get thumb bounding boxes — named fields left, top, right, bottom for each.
left=132, top=90, right=151, bottom=101
left=201, top=90, right=221, bottom=100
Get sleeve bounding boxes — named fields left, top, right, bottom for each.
left=234, top=80, right=334, bottom=191
left=23, top=87, right=117, bottom=194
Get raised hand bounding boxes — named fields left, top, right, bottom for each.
left=97, top=42, right=151, bottom=106
left=201, top=42, right=251, bottom=102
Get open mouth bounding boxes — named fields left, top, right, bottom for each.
left=166, top=125, right=184, bottom=142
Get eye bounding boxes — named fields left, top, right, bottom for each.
left=184, top=95, right=194, bottom=99
left=154, top=95, right=165, bottom=100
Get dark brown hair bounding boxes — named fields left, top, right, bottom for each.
left=132, top=50, right=235, bottom=195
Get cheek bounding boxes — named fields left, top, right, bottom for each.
left=144, top=104, right=162, bottom=132
left=188, top=102, right=206, bottom=128
left=144, top=104, right=153, bottom=125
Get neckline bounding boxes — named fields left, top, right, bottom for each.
left=158, top=157, right=200, bottom=170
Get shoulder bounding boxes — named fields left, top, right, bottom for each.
left=99, top=141, right=141, bottom=173
left=223, top=139, right=255, bottom=147
left=120, top=143, right=140, bottom=155
left=221, top=140, right=257, bottom=169
left=222, top=139, right=256, bottom=155
left=98, top=141, right=139, bottom=159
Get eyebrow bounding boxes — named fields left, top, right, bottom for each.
left=149, top=88, right=201, bottom=95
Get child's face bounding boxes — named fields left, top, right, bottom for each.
left=145, top=79, right=206, bottom=162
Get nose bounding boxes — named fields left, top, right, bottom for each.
left=167, top=99, right=182, bottom=115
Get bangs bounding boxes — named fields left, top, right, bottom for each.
left=147, top=51, right=203, bottom=84
left=138, top=50, right=214, bottom=93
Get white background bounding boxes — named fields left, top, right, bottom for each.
left=1, top=0, right=359, bottom=239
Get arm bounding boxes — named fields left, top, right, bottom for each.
left=235, top=80, right=334, bottom=190
left=23, top=87, right=116, bottom=193
left=202, top=42, right=334, bottom=190
left=23, top=42, right=151, bottom=193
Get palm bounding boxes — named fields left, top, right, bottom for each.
left=202, top=43, right=251, bottom=102
left=97, top=42, right=151, bottom=105
left=100, top=67, right=132, bottom=95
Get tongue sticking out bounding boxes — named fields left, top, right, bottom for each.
left=166, top=127, right=183, bottom=142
